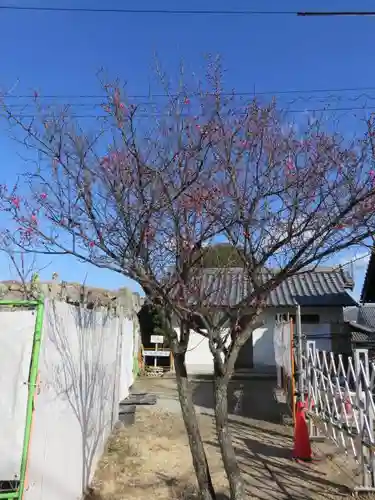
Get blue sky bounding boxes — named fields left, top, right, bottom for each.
left=0, top=0, right=374, bottom=297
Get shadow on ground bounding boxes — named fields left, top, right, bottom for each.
left=86, top=477, right=230, bottom=500
left=205, top=418, right=351, bottom=499
left=192, top=378, right=281, bottom=423
left=132, top=377, right=352, bottom=498
left=156, top=473, right=229, bottom=499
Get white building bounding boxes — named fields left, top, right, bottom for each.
left=173, top=267, right=356, bottom=374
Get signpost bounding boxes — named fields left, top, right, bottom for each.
left=143, top=350, right=170, bottom=357
left=148, top=335, right=165, bottom=367
left=150, top=335, right=164, bottom=344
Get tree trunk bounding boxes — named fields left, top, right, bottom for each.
left=214, top=377, right=246, bottom=500
left=174, top=352, right=216, bottom=500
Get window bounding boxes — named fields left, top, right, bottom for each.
left=275, top=313, right=320, bottom=324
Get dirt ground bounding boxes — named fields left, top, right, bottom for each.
left=88, top=377, right=356, bottom=500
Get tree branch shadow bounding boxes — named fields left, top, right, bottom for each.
left=44, top=300, right=121, bottom=494
left=204, top=422, right=351, bottom=500
left=155, top=472, right=229, bottom=499
left=192, top=379, right=282, bottom=424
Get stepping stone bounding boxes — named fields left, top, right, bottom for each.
left=119, top=393, right=157, bottom=406
left=118, top=404, right=136, bottom=426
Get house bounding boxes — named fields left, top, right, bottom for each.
left=343, top=251, right=375, bottom=357
left=344, top=305, right=375, bottom=355
left=361, top=250, right=375, bottom=303
left=176, top=266, right=356, bottom=374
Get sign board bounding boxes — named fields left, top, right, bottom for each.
left=143, top=350, right=170, bottom=357
left=151, top=335, right=164, bottom=344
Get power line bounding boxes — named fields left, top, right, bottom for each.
left=298, top=11, right=375, bottom=17
left=337, top=253, right=371, bottom=271
left=4, top=86, right=375, bottom=100
left=0, top=6, right=297, bottom=15
left=5, top=94, right=375, bottom=108
left=4, top=105, right=375, bottom=119
left=2, top=5, right=375, bottom=16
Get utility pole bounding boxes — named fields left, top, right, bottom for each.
left=295, top=304, right=304, bottom=402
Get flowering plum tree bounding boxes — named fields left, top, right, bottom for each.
left=1, top=64, right=375, bottom=500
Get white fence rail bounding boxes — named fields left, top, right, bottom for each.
left=304, top=342, right=375, bottom=492
left=275, top=318, right=375, bottom=492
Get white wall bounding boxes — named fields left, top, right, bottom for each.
left=252, top=307, right=343, bottom=368
left=22, top=299, right=137, bottom=500
left=175, top=328, right=213, bottom=374
left=118, top=318, right=136, bottom=402
left=253, top=322, right=275, bottom=367
left=175, top=327, right=231, bottom=374
left=184, top=330, right=213, bottom=374
left=177, top=307, right=344, bottom=373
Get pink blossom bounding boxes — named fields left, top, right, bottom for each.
left=31, top=214, right=37, bottom=225
left=89, top=241, right=95, bottom=248
left=40, top=192, right=47, bottom=200
left=286, top=158, right=294, bottom=170
left=11, top=197, right=20, bottom=209
left=184, top=98, right=190, bottom=105
left=119, top=102, right=125, bottom=110
left=100, top=155, right=110, bottom=166
left=113, top=89, right=120, bottom=104
left=285, top=158, right=296, bottom=177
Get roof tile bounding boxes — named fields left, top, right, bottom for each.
left=195, top=267, right=356, bottom=307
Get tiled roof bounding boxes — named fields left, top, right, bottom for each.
left=351, top=331, right=372, bottom=343
left=193, top=267, right=357, bottom=308
left=358, top=305, right=375, bottom=329
left=343, top=306, right=359, bottom=323
left=344, top=304, right=375, bottom=331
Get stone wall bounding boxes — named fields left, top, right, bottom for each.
left=0, top=276, right=143, bottom=316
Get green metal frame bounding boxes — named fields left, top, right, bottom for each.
left=0, top=299, right=45, bottom=500
left=132, top=354, right=140, bottom=377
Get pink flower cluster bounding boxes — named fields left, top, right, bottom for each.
left=285, top=158, right=296, bottom=176
left=11, top=196, right=20, bottom=209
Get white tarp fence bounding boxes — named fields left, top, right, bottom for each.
left=273, top=321, right=292, bottom=376
left=0, top=299, right=138, bottom=500
left=0, top=309, right=36, bottom=480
